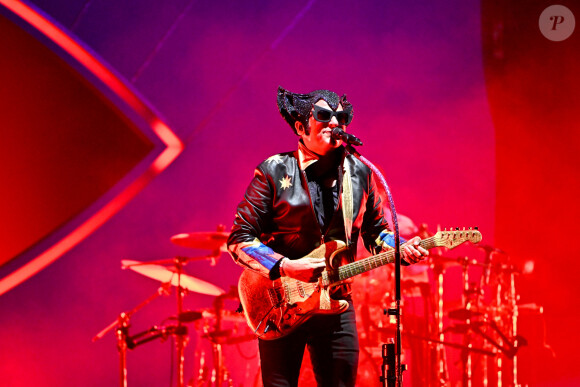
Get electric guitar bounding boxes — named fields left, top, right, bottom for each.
left=238, top=228, right=482, bottom=340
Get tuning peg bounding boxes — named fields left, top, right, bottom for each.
left=475, top=226, right=479, bottom=230
left=455, top=227, right=459, bottom=231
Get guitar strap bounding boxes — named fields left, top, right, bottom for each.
left=341, top=156, right=354, bottom=247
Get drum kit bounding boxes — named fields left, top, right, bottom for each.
left=92, top=222, right=538, bottom=387
left=352, top=223, right=538, bottom=387
left=92, top=227, right=254, bottom=387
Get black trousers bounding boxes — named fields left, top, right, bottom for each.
left=258, top=302, right=359, bottom=387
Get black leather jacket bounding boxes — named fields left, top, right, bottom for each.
left=227, top=142, right=392, bottom=279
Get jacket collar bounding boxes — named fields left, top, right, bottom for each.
left=297, top=140, right=348, bottom=172
left=297, top=140, right=320, bottom=171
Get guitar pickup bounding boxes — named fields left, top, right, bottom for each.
left=267, top=287, right=284, bottom=306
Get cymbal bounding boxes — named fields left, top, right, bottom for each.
left=122, top=259, right=224, bottom=296
left=170, top=231, right=229, bottom=251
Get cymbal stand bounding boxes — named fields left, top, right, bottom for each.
left=482, top=252, right=518, bottom=387
left=487, top=267, right=522, bottom=387
left=189, top=287, right=240, bottom=387
left=116, top=313, right=130, bottom=387
left=92, top=283, right=171, bottom=387
left=174, top=256, right=189, bottom=387
left=432, top=263, right=449, bottom=386
left=209, top=294, right=232, bottom=386
left=481, top=247, right=495, bottom=387
left=508, top=269, right=520, bottom=387
left=215, top=297, right=225, bottom=386
left=459, top=257, right=473, bottom=387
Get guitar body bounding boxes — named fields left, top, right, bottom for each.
left=238, top=240, right=350, bottom=341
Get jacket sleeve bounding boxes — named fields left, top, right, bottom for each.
left=360, top=170, right=406, bottom=253
left=227, top=165, right=285, bottom=279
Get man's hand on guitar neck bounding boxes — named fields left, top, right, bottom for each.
left=401, top=236, right=429, bottom=264
left=280, top=257, right=326, bottom=283
left=278, top=236, right=428, bottom=282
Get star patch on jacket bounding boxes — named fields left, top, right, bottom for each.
left=279, top=175, right=292, bottom=190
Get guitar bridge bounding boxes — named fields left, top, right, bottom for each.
left=297, top=282, right=306, bottom=298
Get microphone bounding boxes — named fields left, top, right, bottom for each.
left=331, top=127, right=363, bottom=146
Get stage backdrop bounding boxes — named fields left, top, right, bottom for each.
left=0, top=0, right=577, bottom=386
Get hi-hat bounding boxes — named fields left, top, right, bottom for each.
left=122, top=260, right=224, bottom=296
left=170, top=231, right=229, bottom=251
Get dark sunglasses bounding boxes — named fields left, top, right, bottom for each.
left=312, top=105, right=352, bottom=125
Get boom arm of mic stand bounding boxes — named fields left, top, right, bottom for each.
left=345, top=144, right=404, bottom=386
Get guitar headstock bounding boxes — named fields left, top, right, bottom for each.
left=433, top=227, right=482, bottom=249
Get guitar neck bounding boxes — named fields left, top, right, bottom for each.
left=333, top=236, right=437, bottom=283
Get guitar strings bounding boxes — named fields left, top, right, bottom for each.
left=276, top=231, right=477, bottom=299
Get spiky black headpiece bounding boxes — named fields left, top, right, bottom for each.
left=276, top=86, right=353, bottom=135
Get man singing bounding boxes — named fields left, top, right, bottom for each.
left=227, top=86, right=428, bottom=387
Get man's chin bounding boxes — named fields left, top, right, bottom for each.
left=320, top=142, right=342, bottom=155
left=329, top=137, right=342, bottom=146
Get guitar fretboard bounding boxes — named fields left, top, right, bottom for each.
left=331, top=236, right=438, bottom=284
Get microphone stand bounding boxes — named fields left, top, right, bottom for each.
left=345, top=143, right=405, bottom=387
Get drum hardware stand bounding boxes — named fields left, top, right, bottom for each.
left=443, top=324, right=521, bottom=385
left=189, top=290, right=238, bottom=386
left=432, top=262, right=450, bottom=386
left=210, top=295, right=226, bottom=386
left=491, top=267, right=525, bottom=387
left=174, top=256, right=189, bottom=387
left=479, top=249, right=524, bottom=387
left=345, top=143, right=405, bottom=386
left=458, top=255, right=479, bottom=387
left=192, top=349, right=209, bottom=387
left=508, top=268, right=520, bottom=387
left=466, top=320, right=527, bottom=359
left=92, top=282, right=171, bottom=387
left=404, top=328, right=497, bottom=357
left=447, top=317, right=526, bottom=387
left=125, top=255, right=212, bottom=387
left=116, top=313, right=130, bottom=387
left=93, top=255, right=197, bottom=387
